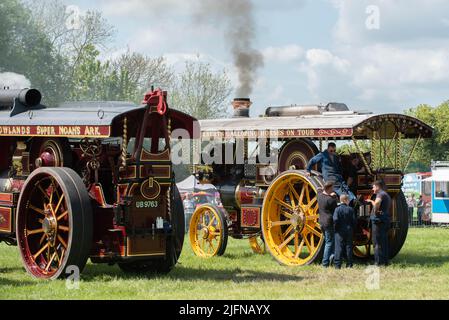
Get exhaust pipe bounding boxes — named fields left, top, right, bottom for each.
left=0, top=88, right=42, bottom=108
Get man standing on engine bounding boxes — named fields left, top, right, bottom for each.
left=306, top=142, right=355, bottom=202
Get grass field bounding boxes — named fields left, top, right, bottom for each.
left=1, top=227, right=449, bottom=300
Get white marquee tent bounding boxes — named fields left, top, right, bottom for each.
left=176, top=175, right=216, bottom=194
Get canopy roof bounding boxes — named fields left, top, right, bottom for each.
left=199, top=111, right=433, bottom=140
left=0, top=101, right=198, bottom=138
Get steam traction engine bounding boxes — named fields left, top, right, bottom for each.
left=0, top=88, right=196, bottom=279
left=189, top=99, right=433, bottom=265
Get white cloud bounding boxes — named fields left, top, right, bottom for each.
left=125, top=20, right=219, bottom=56
left=98, top=0, right=192, bottom=17
left=0, top=72, right=31, bottom=89
left=164, top=52, right=232, bottom=73
left=300, top=49, right=352, bottom=102
left=98, top=0, right=306, bottom=18
left=269, top=85, right=285, bottom=102
left=298, top=0, right=449, bottom=111
left=442, top=18, right=449, bottom=27
left=305, top=49, right=349, bottom=71
left=332, top=0, right=449, bottom=45
left=128, top=28, right=166, bottom=52
left=263, top=45, right=304, bottom=63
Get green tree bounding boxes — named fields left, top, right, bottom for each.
left=112, top=52, right=174, bottom=93
left=110, top=51, right=174, bottom=103
left=25, top=0, right=115, bottom=75
left=406, top=101, right=449, bottom=171
left=170, top=60, right=233, bottom=119
left=338, top=140, right=370, bottom=155
left=0, top=0, right=68, bottom=105
left=69, top=44, right=138, bottom=102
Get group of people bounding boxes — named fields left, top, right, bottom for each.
left=406, top=193, right=426, bottom=225
left=307, top=143, right=392, bottom=268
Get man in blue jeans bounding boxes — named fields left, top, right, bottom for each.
left=317, top=181, right=338, bottom=267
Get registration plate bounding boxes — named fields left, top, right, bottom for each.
left=135, top=200, right=159, bottom=209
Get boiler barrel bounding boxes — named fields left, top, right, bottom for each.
left=265, top=105, right=322, bottom=117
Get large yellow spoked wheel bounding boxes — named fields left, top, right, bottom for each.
left=249, top=235, right=266, bottom=254
left=262, top=170, right=324, bottom=266
left=189, top=204, right=228, bottom=257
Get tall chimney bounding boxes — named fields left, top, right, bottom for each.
left=232, top=98, right=252, bottom=118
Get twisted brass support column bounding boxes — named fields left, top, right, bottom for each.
left=120, top=117, right=128, bottom=171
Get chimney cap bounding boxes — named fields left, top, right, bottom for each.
left=232, top=97, right=252, bottom=118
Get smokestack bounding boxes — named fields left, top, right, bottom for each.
left=232, top=98, right=252, bottom=118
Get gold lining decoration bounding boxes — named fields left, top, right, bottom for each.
left=140, top=178, right=161, bottom=200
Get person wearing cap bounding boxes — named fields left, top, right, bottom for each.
left=317, top=181, right=338, bottom=267
left=366, top=180, right=391, bottom=266
left=333, top=194, right=356, bottom=269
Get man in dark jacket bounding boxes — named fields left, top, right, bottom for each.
left=317, top=181, right=338, bottom=267
left=366, top=180, right=391, bottom=266
left=333, top=194, right=356, bottom=269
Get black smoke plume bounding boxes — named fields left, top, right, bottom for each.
left=194, top=0, right=264, bottom=97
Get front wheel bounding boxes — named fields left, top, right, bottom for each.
left=189, top=204, right=228, bottom=257
left=262, top=170, right=325, bottom=266
left=16, top=167, right=93, bottom=279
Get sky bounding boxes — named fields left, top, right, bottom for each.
left=61, top=0, right=449, bottom=116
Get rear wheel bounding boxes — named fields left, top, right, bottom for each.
left=30, top=138, right=73, bottom=169
left=278, top=139, right=319, bottom=172
left=16, top=167, right=92, bottom=279
left=388, top=191, right=408, bottom=259
left=189, top=204, right=228, bottom=257
left=351, top=191, right=408, bottom=260
left=262, top=170, right=324, bottom=266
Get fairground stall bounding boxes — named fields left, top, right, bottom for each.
left=426, top=161, right=449, bottom=224
left=402, top=172, right=432, bottom=225
left=189, top=99, right=433, bottom=265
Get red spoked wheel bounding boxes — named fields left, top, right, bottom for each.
left=16, top=167, right=92, bottom=279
